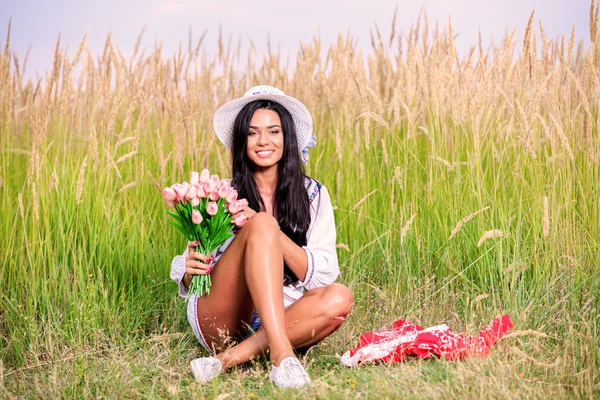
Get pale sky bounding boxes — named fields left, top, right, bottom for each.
left=0, top=0, right=591, bottom=79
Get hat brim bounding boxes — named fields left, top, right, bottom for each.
left=213, top=93, right=313, bottom=152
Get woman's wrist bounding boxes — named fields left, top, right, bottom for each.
left=278, top=230, right=309, bottom=281
left=182, top=271, right=192, bottom=290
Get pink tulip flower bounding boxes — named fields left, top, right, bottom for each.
left=210, top=175, right=220, bottom=187
left=217, top=180, right=231, bottom=198
left=162, top=187, right=177, bottom=202
left=207, top=202, right=218, bottom=216
left=190, top=171, right=200, bottom=186
left=197, top=184, right=207, bottom=198
left=237, top=198, right=249, bottom=210
left=203, top=179, right=216, bottom=194
left=200, top=169, right=210, bottom=183
left=165, top=199, right=175, bottom=208
left=209, top=191, right=219, bottom=201
left=185, top=185, right=197, bottom=200
left=228, top=200, right=240, bottom=214
left=192, top=210, right=203, bottom=224
left=191, top=197, right=200, bottom=207
left=226, top=190, right=238, bottom=204
left=234, top=214, right=248, bottom=227
left=172, top=183, right=189, bottom=201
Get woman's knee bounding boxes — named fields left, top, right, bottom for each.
left=243, top=212, right=279, bottom=236
left=321, top=283, right=354, bottom=321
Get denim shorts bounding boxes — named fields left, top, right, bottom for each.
left=187, top=293, right=262, bottom=355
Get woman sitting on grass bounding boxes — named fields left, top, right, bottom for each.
left=170, top=85, right=353, bottom=389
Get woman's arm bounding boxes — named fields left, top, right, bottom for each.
left=170, top=247, right=190, bottom=298
left=279, top=232, right=309, bottom=281
left=294, top=184, right=340, bottom=290
left=181, top=270, right=193, bottom=291
left=275, top=183, right=339, bottom=286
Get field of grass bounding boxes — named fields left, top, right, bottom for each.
left=1, top=5, right=599, bottom=399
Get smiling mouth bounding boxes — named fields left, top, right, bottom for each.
left=256, top=150, right=274, bottom=157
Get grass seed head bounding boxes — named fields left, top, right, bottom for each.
left=32, top=182, right=39, bottom=220
left=119, top=181, right=136, bottom=193
left=477, top=229, right=504, bottom=247
left=543, top=196, right=550, bottom=238
left=401, top=213, right=416, bottom=243
left=18, top=192, right=24, bottom=219
left=49, top=168, right=59, bottom=192
left=76, top=155, right=88, bottom=205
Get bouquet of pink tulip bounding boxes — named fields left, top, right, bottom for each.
left=162, top=169, right=248, bottom=297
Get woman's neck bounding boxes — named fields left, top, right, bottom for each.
left=254, top=165, right=278, bottom=197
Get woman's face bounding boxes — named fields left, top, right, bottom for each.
left=246, top=108, right=284, bottom=169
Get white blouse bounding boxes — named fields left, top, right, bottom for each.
left=169, top=178, right=340, bottom=308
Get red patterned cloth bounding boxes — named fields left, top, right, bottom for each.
left=341, top=315, right=512, bottom=366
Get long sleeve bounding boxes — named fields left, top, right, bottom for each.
left=170, top=246, right=189, bottom=298
left=295, top=183, right=340, bottom=290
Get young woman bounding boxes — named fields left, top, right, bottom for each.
left=170, top=85, right=353, bottom=389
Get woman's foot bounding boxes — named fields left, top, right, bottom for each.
left=190, top=357, right=222, bottom=383
left=270, top=357, right=311, bottom=389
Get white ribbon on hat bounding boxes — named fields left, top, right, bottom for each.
left=301, top=133, right=317, bottom=165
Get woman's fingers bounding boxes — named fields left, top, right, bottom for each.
left=191, top=251, right=210, bottom=263
left=186, top=242, right=210, bottom=263
left=185, top=241, right=213, bottom=275
left=230, top=212, right=248, bottom=227
left=185, top=259, right=211, bottom=275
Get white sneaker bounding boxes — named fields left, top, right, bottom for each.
left=270, top=357, right=311, bottom=389
left=190, top=357, right=222, bottom=383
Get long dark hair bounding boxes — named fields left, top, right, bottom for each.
left=230, top=99, right=311, bottom=285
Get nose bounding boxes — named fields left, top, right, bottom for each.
left=258, top=131, right=269, bottom=145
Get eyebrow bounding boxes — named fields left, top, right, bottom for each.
left=248, top=125, right=281, bottom=129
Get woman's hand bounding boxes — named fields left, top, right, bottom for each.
left=185, top=241, right=213, bottom=277
left=237, top=206, right=257, bottom=220
left=231, top=204, right=257, bottom=227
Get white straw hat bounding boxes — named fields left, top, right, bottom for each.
left=213, top=85, right=314, bottom=153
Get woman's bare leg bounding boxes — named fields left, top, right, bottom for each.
left=217, top=283, right=353, bottom=369
left=195, top=212, right=293, bottom=365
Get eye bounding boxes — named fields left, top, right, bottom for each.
left=270, top=130, right=280, bottom=135
left=248, top=131, right=257, bottom=136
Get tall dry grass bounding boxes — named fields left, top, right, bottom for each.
left=0, top=3, right=599, bottom=398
